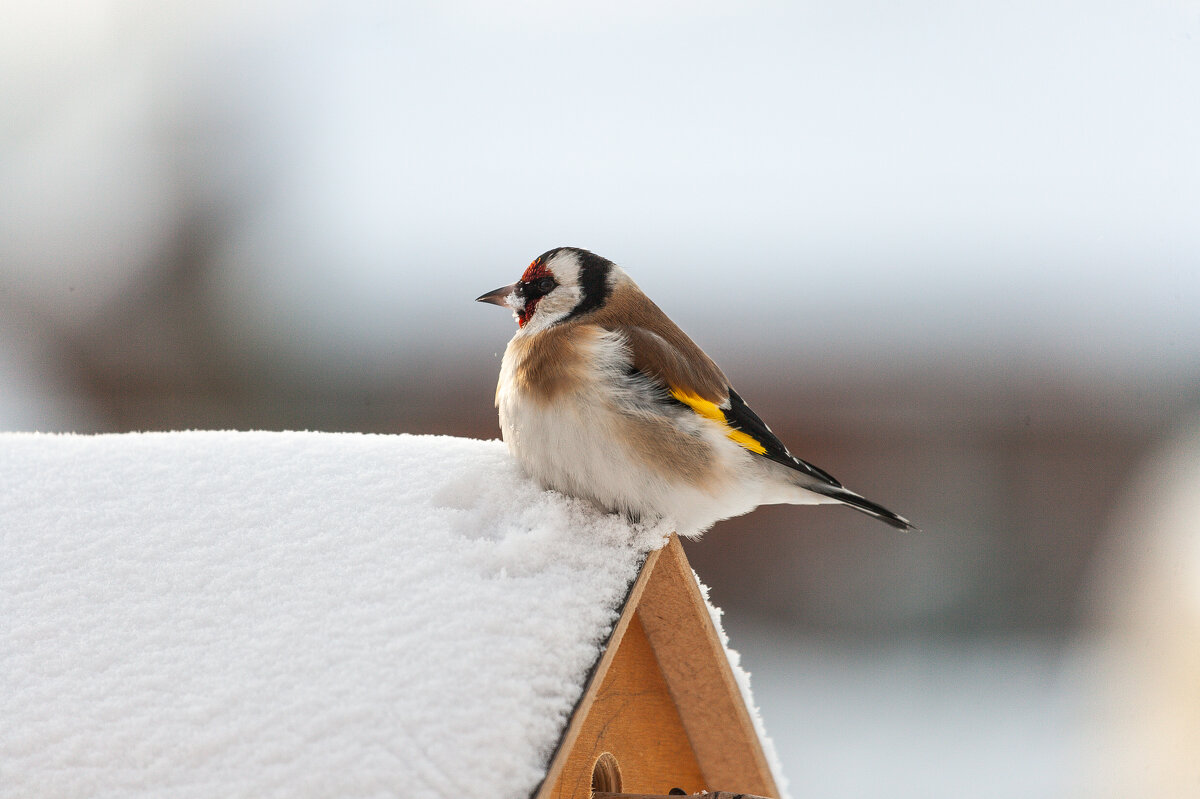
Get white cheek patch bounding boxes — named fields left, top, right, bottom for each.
left=528, top=289, right=579, bottom=331
left=511, top=250, right=592, bottom=335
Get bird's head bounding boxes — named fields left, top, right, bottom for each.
left=476, top=247, right=615, bottom=333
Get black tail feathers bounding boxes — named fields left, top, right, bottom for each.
left=808, top=485, right=917, bottom=531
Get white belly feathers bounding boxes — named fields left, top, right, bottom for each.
left=496, top=325, right=765, bottom=534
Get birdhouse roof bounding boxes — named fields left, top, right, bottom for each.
left=2, top=431, right=784, bottom=798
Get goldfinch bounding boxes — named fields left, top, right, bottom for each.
left=477, top=247, right=914, bottom=534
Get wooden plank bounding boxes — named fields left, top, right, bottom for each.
left=594, top=793, right=773, bottom=799
left=533, top=544, right=666, bottom=799
left=545, top=614, right=707, bottom=798
left=535, top=534, right=781, bottom=799
left=635, top=536, right=779, bottom=797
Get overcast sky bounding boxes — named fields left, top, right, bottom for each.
left=3, top=0, right=1198, bottom=381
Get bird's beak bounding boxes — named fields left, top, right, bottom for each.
left=476, top=283, right=517, bottom=307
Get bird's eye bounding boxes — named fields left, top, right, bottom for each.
left=535, top=277, right=556, bottom=294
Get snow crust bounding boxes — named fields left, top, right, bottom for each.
left=0, top=431, right=687, bottom=798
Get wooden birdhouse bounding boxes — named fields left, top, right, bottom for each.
left=537, top=534, right=780, bottom=799
left=2, top=432, right=785, bottom=799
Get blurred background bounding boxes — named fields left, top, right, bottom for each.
left=3, top=1, right=1198, bottom=796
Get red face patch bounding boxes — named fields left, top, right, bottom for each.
left=516, top=259, right=554, bottom=328
left=520, top=259, right=551, bottom=283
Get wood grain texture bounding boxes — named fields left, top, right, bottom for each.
left=636, top=537, right=779, bottom=798
left=546, top=614, right=706, bottom=798
left=593, top=793, right=774, bottom=799
left=535, top=535, right=780, bottom=799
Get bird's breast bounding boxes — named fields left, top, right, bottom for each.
left=495, top=325, right=732, bottom=506
left=496, top=325, right=617, bottom=406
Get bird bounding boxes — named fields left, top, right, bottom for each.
left=477, top=247, right=914, bottom=535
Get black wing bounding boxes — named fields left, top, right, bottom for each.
left=722, top=388, right=843, bottom=488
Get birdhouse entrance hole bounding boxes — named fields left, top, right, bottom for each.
left=591, top=752, right=622, bottom=794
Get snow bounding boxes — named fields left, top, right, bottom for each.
left=0, top=431, right=770, bottom=798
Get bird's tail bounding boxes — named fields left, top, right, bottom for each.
left=806, top=484, right=917, bottom=531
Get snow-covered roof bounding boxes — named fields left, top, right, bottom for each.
left=1, top=432, right=778, bottom=798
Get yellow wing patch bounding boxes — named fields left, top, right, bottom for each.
left=669, top=389, right=768, bottom=455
